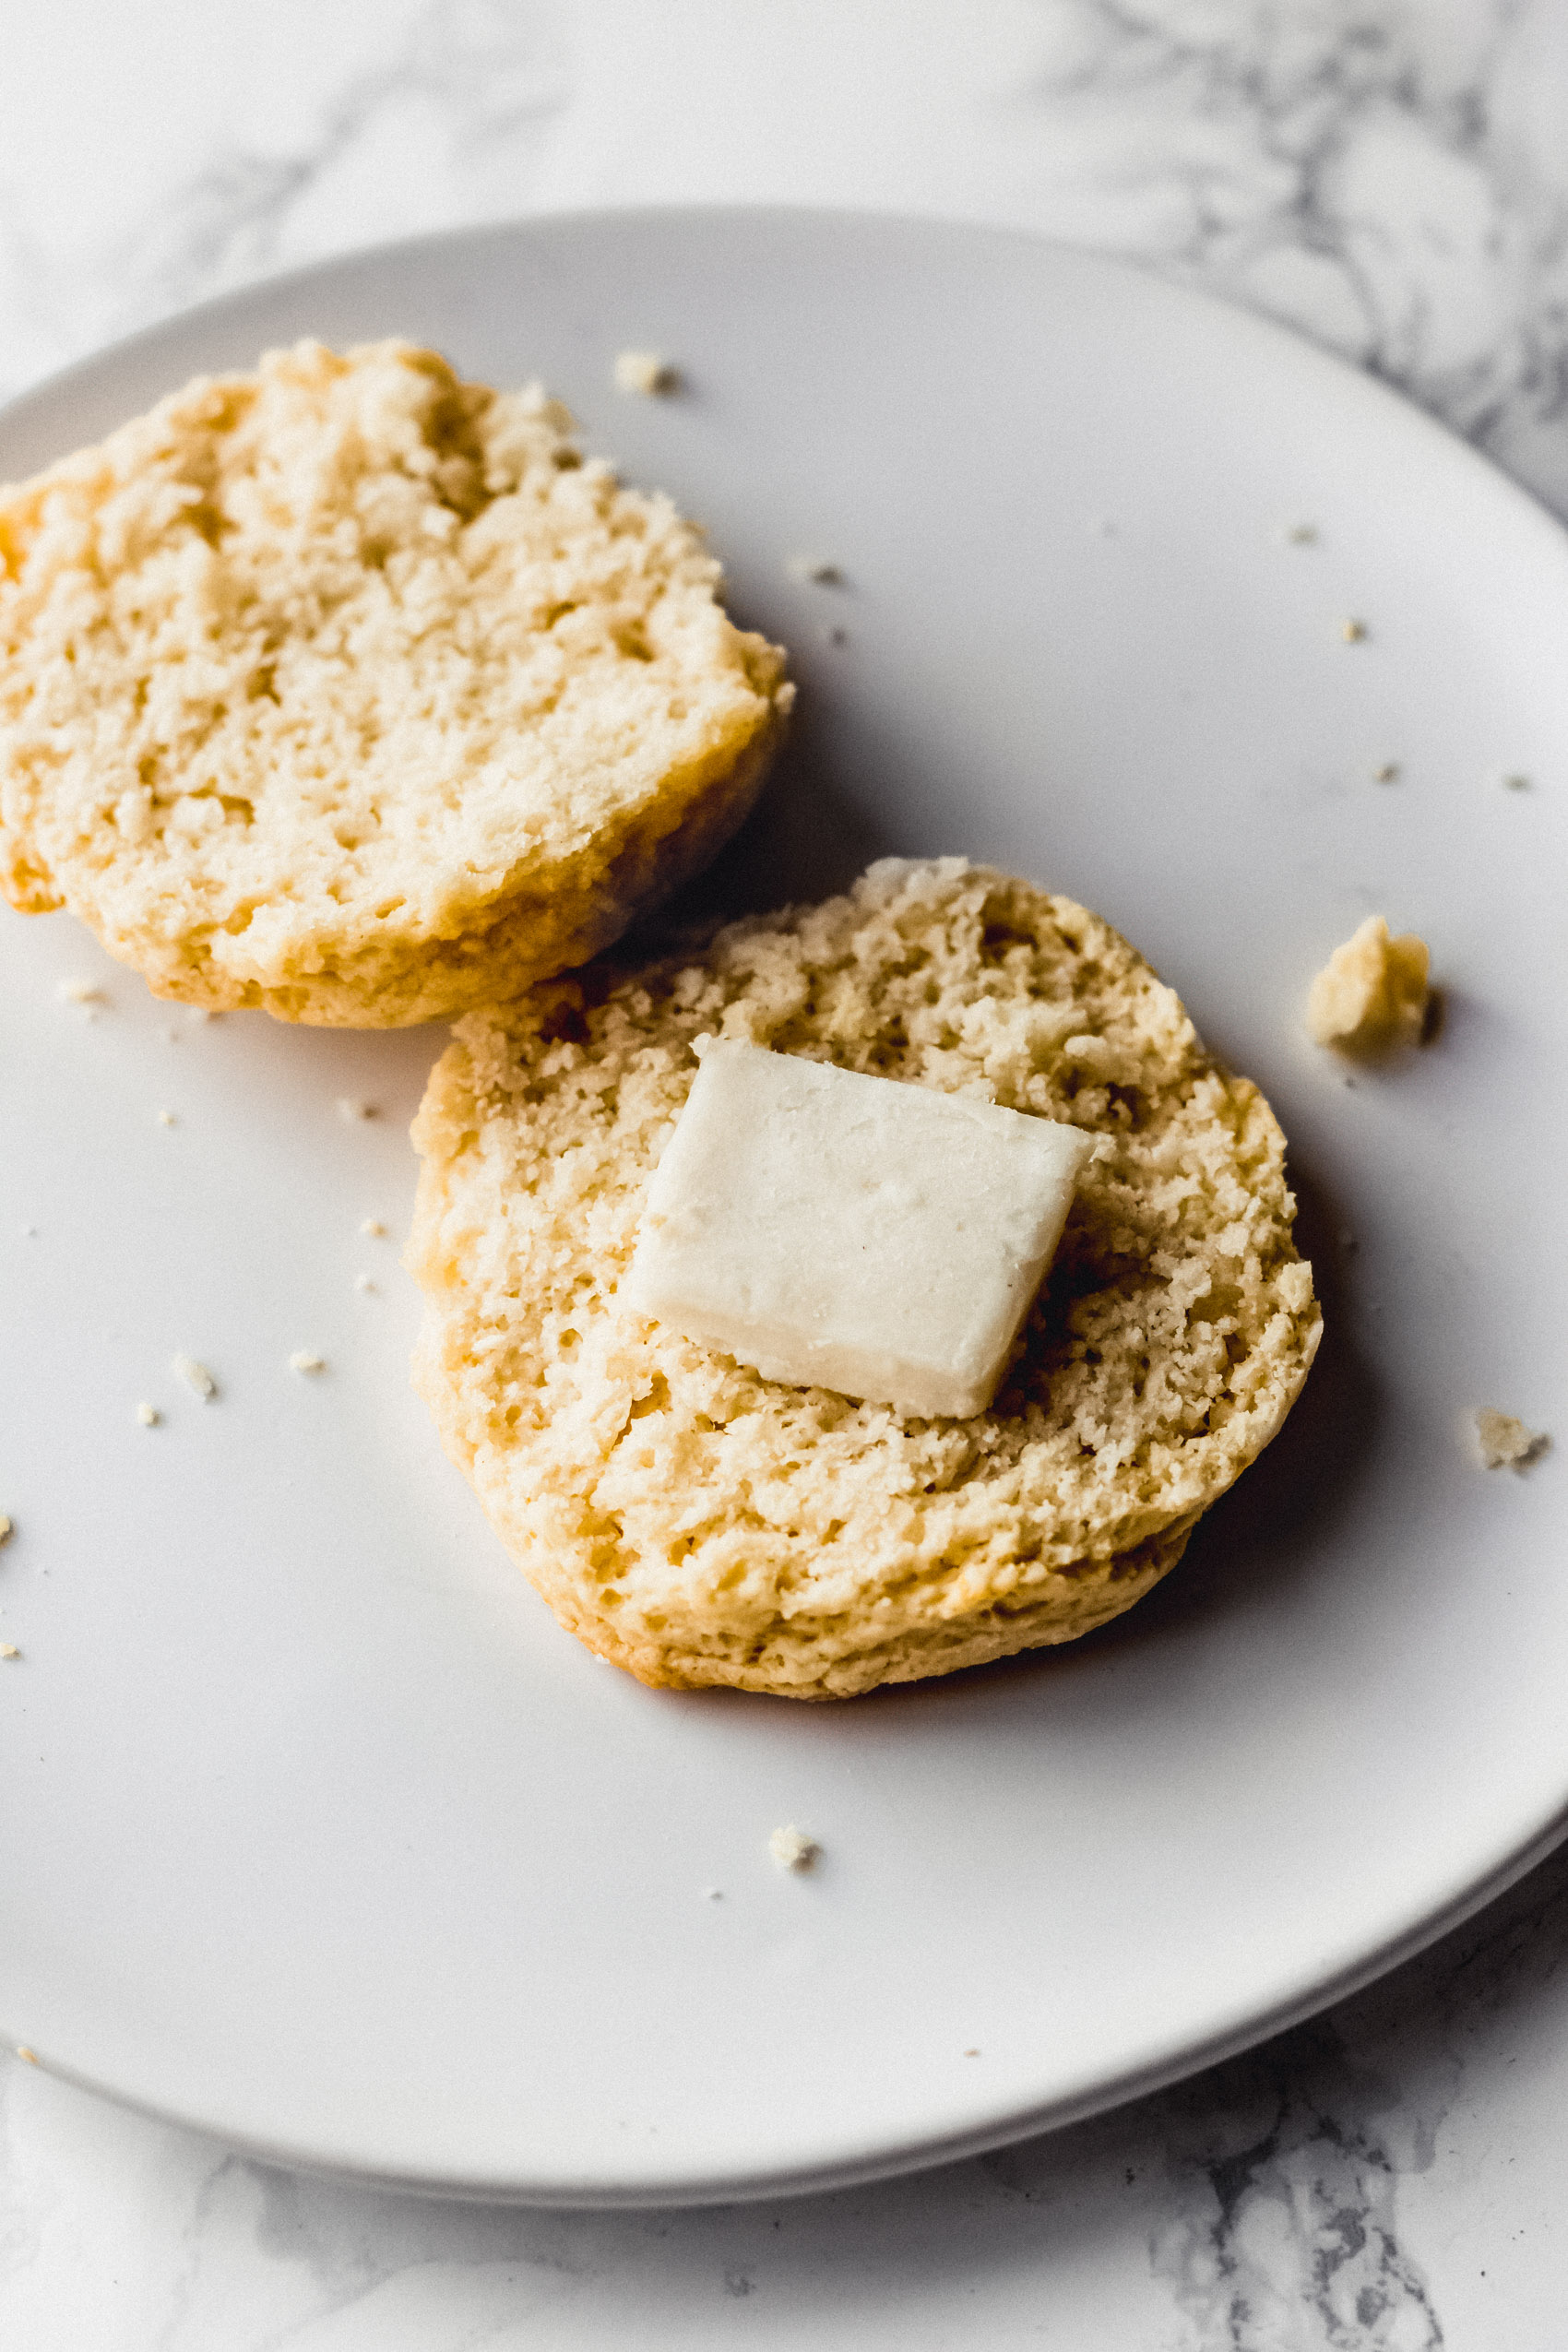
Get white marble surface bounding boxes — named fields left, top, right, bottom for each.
left=3, top=2, right=1568, bottom=2343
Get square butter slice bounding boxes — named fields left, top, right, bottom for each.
left=622, top=1040, right=1095, bottom=1418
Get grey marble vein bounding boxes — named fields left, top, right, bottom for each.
left=1008, top=0, right=1568, bottom=515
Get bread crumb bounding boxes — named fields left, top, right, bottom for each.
left=360, top=1218, right=386, bottom=1238
left=963, top=2047, right=980, bottom=2057
left=1286, top=523, right=1318, bottom=544
left=0, top=1515, right=11, bottom=1544
left=613, top=350, right=678, bottom=396
left=1475, top=1409, right=1548, bottom=1470
left=15, top=2046, right=38, bottom=2064
left=1503, top=773, right=1531, bottom=792
left=157, top=1109, right=176, bottom=1127
left=1372, top=763, right=1400, bottom=784
left=289, top=1350, right=326, bottom=1374
left=768, top=1824, right=819, bottom=1873
left=786, top=556, right=844, bottom=586
left=1341, top=618, right=1368, bottom=643
left=173, top=1354, right=217, bottom=1400
left=136, top=1402, right=160, bottom=1427
left=59, top=980, right=104, bottom=1004
left=355, top=1275, right=375, bottom=1293
left=1306, top=916, right=1429, bottom=1053
left=703, top=1886, right=723, bottom=1902
left=0, top=1644, right=18, bottom=1660
left=337, top=1098, right=375, bottom=1122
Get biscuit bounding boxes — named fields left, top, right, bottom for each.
left=0, top=339, right=790, bottom=1025
left=407, top=859, right=1321, bottom=1698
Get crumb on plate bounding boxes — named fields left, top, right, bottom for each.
left=337, top=1098, right=375, bottom=1122
left=0, top=1644, right=18, bottom=1660
left=768, top=1824, right=819, bottom=1873
left=289, top=1350, right=326, bottom=1374
left=136, top=1402, right=160, bottom=1427
left=1286, top=523, right=1318, bottom=544
left=360, top=1218, right=386, bottom=1238
left=1475, top=1409, right=1549, bottom=1470
left=1341, top=618, right=1368, bottom=643
left=612, top=350, right=678, bottom=396
left=786, top=556, right=844, bottom=586
left=1373, top=763, right=1400, bottom=784
left=1306, top=916, right=1429, bottom=1054
left=172, top=1354, right=217, bottom=1400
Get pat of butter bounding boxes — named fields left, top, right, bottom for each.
left=622, top=1040, right=1094, bottom=1418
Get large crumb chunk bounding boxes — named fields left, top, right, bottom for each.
left=1475, top=1409, right=1548, bottom=1469
left=0, top=339, right=789, bottom=1025
left=1306, top=916, right=1430, bottom=1052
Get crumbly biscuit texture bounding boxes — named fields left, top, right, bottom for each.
left=408, top=860, right=1321, bottom=1698
left=0, top=339, right=790, bottom=1024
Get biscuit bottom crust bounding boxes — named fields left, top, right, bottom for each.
left=408, top=861, right=1322, bottom=1698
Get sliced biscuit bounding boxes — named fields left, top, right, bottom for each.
left=0, top=339, right=790, bottom=1025
left=408, top=859, right=1322, bottom=1698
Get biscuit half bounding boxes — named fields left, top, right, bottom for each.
left=0, top=339, right=791, bottom=1024
left=408, top=860, right=1322, bottom=1698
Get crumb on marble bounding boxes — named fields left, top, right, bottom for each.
left=1341, top=618, right=1368, bottom=643
left=136, top=1402, right=160, bottom=1427
left=15, top=2046, right=37, bottom=2064
left=963, top=2047, right=980, bottom=2057
left=1475, top=1409, right=1549, bottom=1470
left=289, top=1350, right=327, bottom=1375
left=157, top=1108, right=176, bottom=1127
left=0, top=1644, right=18, bottom=1661
left=613, top=350, right=678, bottom=396
left=1307, top=916, right=1430, bottom=1054
left=59, top=980, right=104, bottom=1004
left=173, top=1354, right=218, bottom=1400
left=360, top=1218, right=386, bottom=1238
left=768, top=1824, right=819, bottom=1874
left=355, top=1274, right=375, bottom=1293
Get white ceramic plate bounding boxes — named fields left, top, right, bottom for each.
left=3, top=210, right=1566, bottom=2205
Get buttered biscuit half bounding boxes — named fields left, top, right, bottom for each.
left=407, top=859, right=1321, bottom=1699
left=0, top=339, right=791, bottom=1025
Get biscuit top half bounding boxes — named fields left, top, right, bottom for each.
left=0, top=339, right=789, bottom=1006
